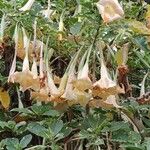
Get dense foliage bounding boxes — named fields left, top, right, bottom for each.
left=0, top=0, right=150, bottom=150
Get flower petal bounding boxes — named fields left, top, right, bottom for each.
left=19, top=0, right=35, bottom=11
left=96, top=0, right=124, bottom=23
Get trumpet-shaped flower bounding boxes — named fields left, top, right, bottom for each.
left=19, top=0, right=35, bottom=11
left=65, top=48, right=92, bottom=106
left=96, top=0, right=124, bottom=23
left=41, top=0, right=54, bottom=20
left=31, top=45, right=50, bottom=102
left=74, top=47, right=92, bottom=91
left=92, top=47, right=124, bottom=108
left=8, top=30, right=40, bottom=91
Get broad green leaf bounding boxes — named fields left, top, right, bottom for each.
left=43, top=110, right=59, bottom=117
left=108, top=121, right=130, bottom=132
left=70, top=22, right=82, bottom=35
left=28, top=122, right=50, bottom=138
left=20, top=134, right=32, bottom=148
left=50, top=120, right=63, bottom=136
left=11, top=108, right=33, bottom=115
left=1, top=138, right=20, bottom=150
left=31, top=104, right=51, bottom=115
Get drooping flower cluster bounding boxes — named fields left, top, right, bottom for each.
left=1, top=0, right=126, bottom=109
left=7, top=25, right=125, bottom=109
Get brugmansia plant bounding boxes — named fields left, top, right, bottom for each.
left=0, top=0, right=150, bottom=149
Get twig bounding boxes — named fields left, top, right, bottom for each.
left=106, top=132, right=112, bottom=150
left=24, top=145, right=47, bottom=150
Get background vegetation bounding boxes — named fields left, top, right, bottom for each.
left=0, top=0, right=150, bottom=150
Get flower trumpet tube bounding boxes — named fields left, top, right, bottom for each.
left=58, top=11, right=65, bottom=41
left=140, top=73, right=149, bottom=97
left=31, top=42, right=54, bottom=102
left=66, top=46, right=92, bottom=106
left=92, top=43, right=124, bottom=108
left=61, top=50, right=82, bottom=101
left=75, top=45, right=93, bottom=91
left=0, top=14, right=6, bottom=42
left=8, top=25, right=18, bottom=82
left=96, top=0, right=124, bottom=23
left=9, top=35, right=40, bottom=91
left=19, top=0, right=35, bottom=11
left=31, top=57, right=38, bottom=79
left=15, top=27, right=30, bottom=59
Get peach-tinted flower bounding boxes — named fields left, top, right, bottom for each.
left=96, top=0, right=124, bottom=23
left=92, top=48, right=124, bottom=108
left=8, top=32, right=40, bottom=91
left=65, top=49, right=92, bottom=106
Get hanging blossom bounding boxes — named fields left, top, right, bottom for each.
left=8, top=26, right=40, bottom=91
left=31, top=43, right=51, bottom=102
left=31, top=42, right=68, bottom=103
left=19, top=0, right=35, bottom=11
left=41, top=0, right=55, bottom=20
left=63, top=47, right=93, bottom=106
left=96, top=0, right=124, bottom=23
left=92, top=44, right=124, bottom=108
left=30, top=23, right=50, bottom=102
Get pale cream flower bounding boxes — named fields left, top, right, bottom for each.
left=92, top=46, right=124, bottom=108
left=96, top=0, right=124, bottom=23
left=19, top=0, right=35, bottom=11
left=64, top=49, right=92, bottom=106
left=8, top=31, right=40, bottom=92
left=41, top=0, right=54, bottom=19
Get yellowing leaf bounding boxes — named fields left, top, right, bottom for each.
left=146, top=5, right=150, bottom=19
left=146, top=5, right=150, bottom=29
left=0, top=88, right=10, bottom=109
left=115, top=43, right=129, bottom=65
left=115, top=49, right=123, bottom=65
left=129, top=20, right=150, bottom=35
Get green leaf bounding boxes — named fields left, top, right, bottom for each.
left=43, top=110, right=59, bottom=117
left=70, top=22, right=82, bottom=35
left=1, top=138, right=20, bottom=150
left=11, top=108, right=33, bottom=115
left=132, top=36, right=150, bottom=51
left=128, top=131, right=141, bottom=143
left=20, top=134, right=32, bottom=148
left=0, top=121, right=7, bottom=128
left=31, top=104, right=51, bottom=115
left=108, top=121, right=130, bottom=132
left=28, top=122, right=50, bottom=139
left=50, top=120, right=63, bottom=136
